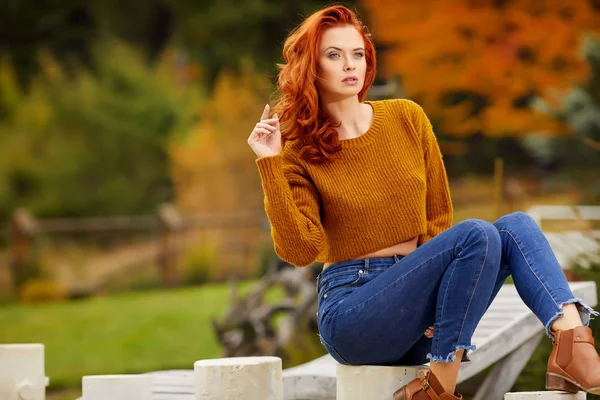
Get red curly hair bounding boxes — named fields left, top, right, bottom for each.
left=273, top=4, right=377, bottom=164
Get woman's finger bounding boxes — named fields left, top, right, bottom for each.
left=253, top=128, right=273, bottom=137
left=260, top=117, right=279, bottom=125
left=256, top=122, right=276, bottom=132
left=261, top=104, right=270, bottom=120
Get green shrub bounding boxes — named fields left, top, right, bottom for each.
left=180, top=241, right=218, bottom=285
left=0, top=39, right=204, bottom=220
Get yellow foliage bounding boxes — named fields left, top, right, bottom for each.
left=170, top=59, right=271, bottom=215
left=19, top=279, right=68, bottom=303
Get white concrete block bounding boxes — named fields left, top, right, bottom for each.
left=0, top=343, right=46, bottom=400
left=81, top=375, right=152, bottom=400
left=194, top=356, right=283, bottom=400
left=336, top=364, right=428, bottom=400
left=505, top=391, right=586, bottom=399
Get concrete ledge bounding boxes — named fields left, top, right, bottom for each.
left=336, top=364, right=428, bottom=400
left=505, top=391, right=586, bottom=399
left=81, top=375, right=152, bottom=400
left=194, top=356, right=283, bottom=400
left=282, top=354, right=336, bottom=400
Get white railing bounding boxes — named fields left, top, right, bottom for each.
left=527, top=205, right=600, bottom=269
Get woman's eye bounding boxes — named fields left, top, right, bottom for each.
left=327, top=52, right=363, bottom=59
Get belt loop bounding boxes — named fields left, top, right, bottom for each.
left=364, top=257, right=369, bottom=273
left=393, top=254, right=400, bottom=263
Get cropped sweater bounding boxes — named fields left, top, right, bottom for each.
left=255, top=99, right=453, bottom=267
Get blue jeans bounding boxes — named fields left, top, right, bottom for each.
left=316, top=212, right=598, bottom=365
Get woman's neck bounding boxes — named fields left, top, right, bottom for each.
left=320, top=96, right=371, bottom=140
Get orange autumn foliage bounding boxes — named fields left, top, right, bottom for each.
left=360, top=0, right=600, bottom=137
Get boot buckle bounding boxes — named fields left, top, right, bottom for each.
left=421, top=370, right=431, bottom=391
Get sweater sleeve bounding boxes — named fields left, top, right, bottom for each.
left=255, top=153, right=325, bottom=267
left=412, top=103, right=453, bottom=246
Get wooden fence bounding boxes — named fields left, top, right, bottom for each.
left=0, top=205, right=271, bottom=298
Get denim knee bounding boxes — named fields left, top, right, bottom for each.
left=456, top=218, right=501, bottom=253
left=493, top=211, right=537, bottom=231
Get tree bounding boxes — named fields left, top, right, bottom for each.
left=0, top=40, right=203, bottom=219
left=532, top=34, right=600, bottom=150
left=1, top=0, right=357, bottom=88
left=360, top=0, right=600, bottom=137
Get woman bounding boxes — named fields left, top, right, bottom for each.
left=247, top=4, right=600, bottom=399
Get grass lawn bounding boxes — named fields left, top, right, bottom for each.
left=0, top=280, right=281, bottom=399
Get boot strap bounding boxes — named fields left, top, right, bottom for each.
left=420, top=370, right=442, bottom=400
left=574, top=336, right=594, bottom=345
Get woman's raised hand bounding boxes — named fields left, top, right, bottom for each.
left=248, top=104, right=282, bottom=159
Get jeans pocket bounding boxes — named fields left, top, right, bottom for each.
left=319, top=269, right=363, bottom=299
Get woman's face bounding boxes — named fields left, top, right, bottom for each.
left=316, top=25, right=367, bottom=100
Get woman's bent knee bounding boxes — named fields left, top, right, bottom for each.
left=456, top=218, right=501, bottom=250
left=451, top=219, right=501, bottom=273
left=493, top=211, right=536, bottom=230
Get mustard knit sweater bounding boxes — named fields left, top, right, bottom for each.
left=255, top=99, right=453, bottom=267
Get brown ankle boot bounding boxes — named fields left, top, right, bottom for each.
left=546, top=326, right=600, bottom=394
left=393, top=369, right=462, bottom=400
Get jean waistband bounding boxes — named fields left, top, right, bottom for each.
left=316, top=255, right=405, bottom=291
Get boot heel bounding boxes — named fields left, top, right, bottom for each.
left=546, top=373, right=579, bottom=393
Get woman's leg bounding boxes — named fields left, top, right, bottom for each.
left=489, top=212, right=598, bottom=339
left=487, top=211, right=600, bottom=395
left=317, top=218, right=502, bottom=393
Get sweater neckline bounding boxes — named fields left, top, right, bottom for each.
left=338, top=100, right=384, bottom=149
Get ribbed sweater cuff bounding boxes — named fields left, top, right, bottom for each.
left=255, top=154, right=284, bottom=179
left=255, top=154, right=288, bottom=204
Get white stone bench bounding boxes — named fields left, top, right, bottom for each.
left=336, top=364, right=428, bottom=399
left=74, top=357, right=283, bottom=400
left=505, top=391, right=586, bottom=399
left=194, top=356, right=282, bottom=400
left=81, top=375, right=153, bottom=400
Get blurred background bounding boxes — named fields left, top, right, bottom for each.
left=1, top=1, right=599, bottom=399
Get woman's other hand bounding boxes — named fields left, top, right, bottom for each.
left=424, top=325, right=434, bottom=338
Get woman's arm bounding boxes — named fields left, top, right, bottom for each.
left=255, top=153, right=325, bottom=267
left=413, top=103, right=453, bottom=246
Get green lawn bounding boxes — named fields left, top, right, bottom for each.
left=0, top=281, right=280, bottom=395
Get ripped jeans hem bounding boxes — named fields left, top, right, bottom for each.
left=426, top=344, right=476, bottom=363
left=545, top=297, right=600, bottom=340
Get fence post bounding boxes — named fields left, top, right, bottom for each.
left=8, top=209, right=38, bottom=298
left=494, top=157, right=504, bottom=219
left=0, top=343, right=47, bottom=400
left=157, top=204, right=183, bottom=287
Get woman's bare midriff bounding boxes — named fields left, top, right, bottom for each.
left=322, top=236, right=419, bottom=270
